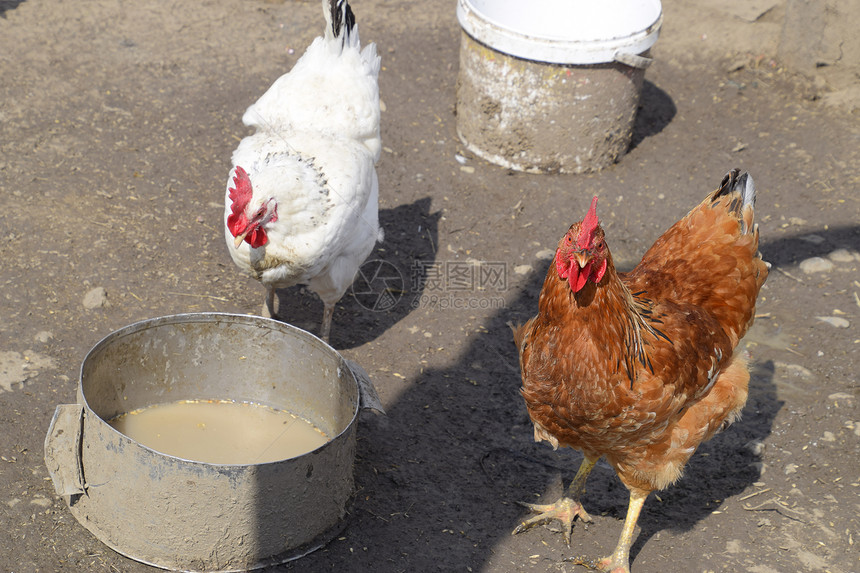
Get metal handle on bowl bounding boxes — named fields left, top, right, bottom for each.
left=44, top=404, right=86, bottom=497
left=343, top=358, right=386, bottom=415
left=614, top=52, right=653, bottom=69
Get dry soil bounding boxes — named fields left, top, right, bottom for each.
left=1, top=1, right=858, bottom=572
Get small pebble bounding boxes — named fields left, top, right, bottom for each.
left=535, top=249, right=555, bottom=261
left=828, top=248, right=857, bottom=263
left=83, top=287, right=108, bottom=309
left=459, top=165, right=475, bottom=174
left=816, top=316, right=849, bottom=328
left=799, top=257, right=834, bottom=274
left=799, top=234, right=826, bottom=244
left=777, top=362, right=813, bottom=378
left=514, top=265, right=532, bottom=275
left=34, top=331, right=53, bottom=343
left=745, top=439, right=765, bottom=455
left=784, top=463, right=799, bottom=475
left=30, top=496, right=51, bottom=508
left=821, top=431, right=836, bottom=442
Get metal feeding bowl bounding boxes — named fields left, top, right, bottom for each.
left=44, top=313, right=381, bottom=572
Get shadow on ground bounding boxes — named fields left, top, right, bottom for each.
left=630, top=80, right=677, bottom=152
left=270, top=197, right=441, bottom=349
left=273, top=238, right=782, bottom=571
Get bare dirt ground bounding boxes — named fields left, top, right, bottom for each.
left=1, top=0, right=859, bottom=572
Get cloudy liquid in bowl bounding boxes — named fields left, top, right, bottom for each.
left=108, top=399, right=329, bottom=464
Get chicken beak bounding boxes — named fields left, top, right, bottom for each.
left=572, top=251, right=590, bottom=268
left=233, top=230, right=249, bottom=249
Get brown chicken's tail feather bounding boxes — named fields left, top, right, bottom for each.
left=717, top=169, right=772, bottom=276
left=712, top=168, right=757, bottom=235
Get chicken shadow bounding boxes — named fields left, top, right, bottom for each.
left=757, top=223, right=859, bottom=268
left=270, top=235, right=781, bottom=571
left=454, top=268, right=782, bottom=570
left=269, top=196, right=441, bottom=349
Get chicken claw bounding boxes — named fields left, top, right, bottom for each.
left=512, top=455, right=598, bottom=543
left=563, top=488, right=648, bottom=573
left=565, top=554, right=629, bottom=573
left=513, top=497, right=593, bottom=544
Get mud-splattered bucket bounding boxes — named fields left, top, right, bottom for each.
left=44, top=313, right=382, bottom=572
left=456, top=0, right=662, bottom=173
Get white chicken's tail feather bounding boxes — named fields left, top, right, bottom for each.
left=361, top=41, right=381, bottom=78
left=323, top=0, right=359, bottom=49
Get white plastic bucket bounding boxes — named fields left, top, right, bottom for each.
left=455, top=0, right=662, bottom=173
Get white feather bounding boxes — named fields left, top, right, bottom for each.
left=224, top=0, right=382, bottom=323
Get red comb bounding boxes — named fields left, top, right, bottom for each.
left=227, top=166, right=253, bottom=236
left=228, top=166, right=253, bottom=215
left=576, top=196, right=600, bottom=249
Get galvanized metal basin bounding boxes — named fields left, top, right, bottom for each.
left=44, top=313, right=376, bottom=572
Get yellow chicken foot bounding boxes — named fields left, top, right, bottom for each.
left=564, top=488, right=648, bottom=573
left=513, top=497, right=594, bottom=544
left=513, top=456, right=598, bottom=544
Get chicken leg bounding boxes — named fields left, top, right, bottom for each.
left=513, top=455, right=598, bottom=543
left=261, top=287, right=333, bottom=343
left=565, top=488, right=648, bottom=573
left=319, top=301, right=334, bottom=343
left=263, top=287, right=276, bottom=319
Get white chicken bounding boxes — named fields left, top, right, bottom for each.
left=225, top=0, right=382, bottom=342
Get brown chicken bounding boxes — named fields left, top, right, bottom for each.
left=512, top=169, right=768, bottom=573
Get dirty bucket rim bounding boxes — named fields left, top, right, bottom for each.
left=79, top=312, right=360, bottom=468
left=457, top=0, right=662, bottom=65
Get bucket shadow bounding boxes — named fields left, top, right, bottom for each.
left=630, top=80, right=676, bottom=151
